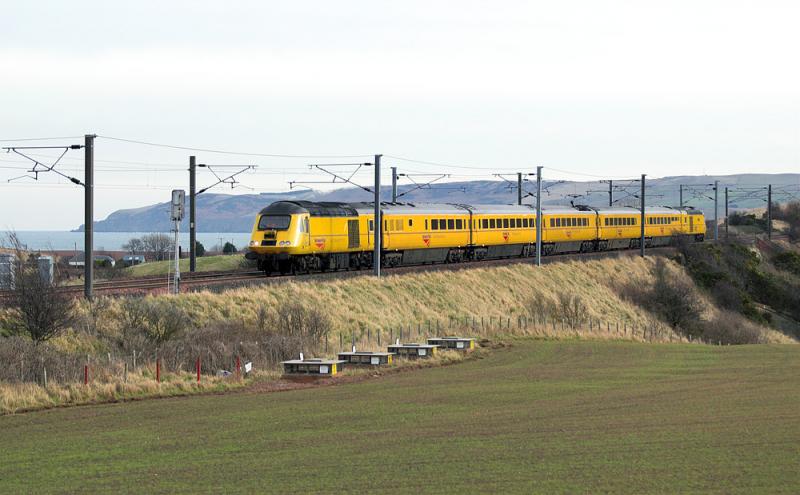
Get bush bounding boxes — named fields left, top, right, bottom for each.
left=699, top=311, right=766, bottom=345
left=2, top=235, right=75, bottom=343
left=195, top=241, right=206, bottom=258
left=772, top=251, right=800, bottom=277
left=222, top=242, right=237, bottom=254
left=527, top=292, right=585, bottom=328
left=0, top=336, right=85, bottom=384
left=118, top=298, right=188, bottom=349
left=619, top=258, right=703, bottom=336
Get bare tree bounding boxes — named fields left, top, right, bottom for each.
left=122, top=237, right=145, bottom=254
left=141, top=233, right=173, bottom=261
left=2, top=233, right=74, bottom=344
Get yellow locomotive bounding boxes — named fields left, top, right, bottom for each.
left=246, top=201, right=706, bottom=274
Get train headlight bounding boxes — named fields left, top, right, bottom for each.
left=249, top=240, right=258, bottom=247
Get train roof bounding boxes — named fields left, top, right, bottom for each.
left=260, top=200, right=702, bottom=217
left=258, top=201, right=358, bottom=217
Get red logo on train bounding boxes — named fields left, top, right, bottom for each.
left=314, top=238, right=325, bottom=249
left=422, top=235, right=431, bottom=247
left=502, top=232, right=509, bottom=242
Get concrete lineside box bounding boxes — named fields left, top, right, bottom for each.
left=427, top=337, right=476, bottom=351
left=281, top=358, right=346, bottom=376
left=387, top=343, right=439, bottom=359
left=337, top=351, right=394, bottom=366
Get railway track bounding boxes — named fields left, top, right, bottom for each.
left=0, top=245, right=684, bottom=300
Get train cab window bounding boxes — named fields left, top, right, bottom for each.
left=448, top=219, right=455, bottom=230
left=431, top=219, right=439, bottom=230
left=455, top=219, right=463, bottom=229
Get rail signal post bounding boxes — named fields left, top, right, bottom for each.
left=374, top=154, right=382, bottom=277
left=640, top=174, right=646, bottom=258
left=84, top=134, right=95, bottom=300
left=171, top=190, right=186, bottom=294
left=536, top=166, right=543, bottom=266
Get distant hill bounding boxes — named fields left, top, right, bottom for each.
left=76, top=174, right=800, bottom=232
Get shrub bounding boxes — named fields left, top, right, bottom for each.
left=119, top=298, right=188, bottom=348
left=223, top=242, right=237, bottom=254
left=699, top=311, right=766, bottom=345
left=772, top=251, right=800, bottom=277
left=619, top=258, right=703, bottom=336
left=2, top=235, right=75, bottom=343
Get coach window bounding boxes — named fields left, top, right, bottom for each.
left=439, top=218, right=446, bottom=229
left=431, top=219, right=439, bottom=230
left=425, top=219, right=428, bottom=229
left=409, top=219, right=413, bottom=227
left=482, top=219, right=488, bottom=229
left=456, top=219, right=463, bottom=229
left=447, top=219, right=455, bottom=230
left=369, top=220, right=374, bottom=232
left=491, top=219, right=497, bottom=228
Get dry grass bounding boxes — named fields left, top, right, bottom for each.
left=0, top=367, right=259, bottom=415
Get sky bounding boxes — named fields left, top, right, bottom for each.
left=1, top=0, right=798, bottom=230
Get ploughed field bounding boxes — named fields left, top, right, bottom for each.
left=1, top=340, right=799, bottom=494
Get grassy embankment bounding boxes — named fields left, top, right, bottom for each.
left=1, top=254, right=794, bottom=414
left=123, top=254, right=246, bottom=277
left=1, top=339, right=798, bottom=494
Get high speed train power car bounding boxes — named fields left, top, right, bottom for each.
left=245, top=201, right=705, bottom=274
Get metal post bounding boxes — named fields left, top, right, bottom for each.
left=679, top=184, right=683, bottom=207
left=84, top=134, right=95, bottom=300
left=714, top=180, right=719, bottom=241
left=640, top=174, right=646, bottom=257
left=724, top=187, right=729, bottom=239
left=173, top=219, right=180, bottom=294
left=374, top=154, right=382, bottom=277
left=536, top=166, right=543, bottom=266
left=767, top=184, right=772, bottom=240
left=517, top=172, right=523, bottom=205
left=189, top=156, right=196, bottom=272
left=391, top=166, right=397, bottom=203
left=608, top=179, right=613, bottom=207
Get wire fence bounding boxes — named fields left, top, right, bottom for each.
left=2, top=310, right=718, bottom=388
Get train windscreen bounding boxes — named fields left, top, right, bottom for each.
left=258, top=215, right=291, bottom=230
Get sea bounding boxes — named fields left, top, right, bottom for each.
left=2, top=231, right=253, bottom=252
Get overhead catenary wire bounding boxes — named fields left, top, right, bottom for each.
left=97, top=135, right=373, bottom=159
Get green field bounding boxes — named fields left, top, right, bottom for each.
left=124, top=254, right=247, bottom=277
left=2, top=340, right=799, bottom=494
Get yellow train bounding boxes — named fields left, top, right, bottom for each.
left=245, top=201, right=706, bottom=274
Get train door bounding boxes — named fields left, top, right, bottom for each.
left=301, top=216, right=310, bottom=247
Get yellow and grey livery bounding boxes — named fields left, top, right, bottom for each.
left=246, top=201, right=706, bottom=274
